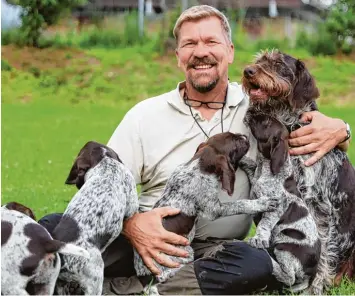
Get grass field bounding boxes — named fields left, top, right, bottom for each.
left=2, top=44, right=355, bottom=294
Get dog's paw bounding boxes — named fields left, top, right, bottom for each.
left=259, top=196, right=280, bottom=212
left=248, top=236, right=270, bottom=249
left=305, top=285, right=323, bottom=295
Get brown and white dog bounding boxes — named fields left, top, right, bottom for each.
left=242, top=49, right=355, bottom=294
left=1, top=202, right=89, bottom=295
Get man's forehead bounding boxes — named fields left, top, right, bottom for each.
left=179, top=17, right=225, bottom=40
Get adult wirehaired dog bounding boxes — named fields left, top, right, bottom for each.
left=242, top=49, right=355, bottom=294
left=133, top=132, right=280, bottom=284
left=1, top=203, right=89, bottom=295
left=52, top=141, right=139, bottom=295
left=240, top=112, right=321, bottom=292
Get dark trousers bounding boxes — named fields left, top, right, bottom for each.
left=39, top=213, right=282, bottom=295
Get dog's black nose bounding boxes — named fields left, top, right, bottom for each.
left=244, top=67, right=256, bottom=77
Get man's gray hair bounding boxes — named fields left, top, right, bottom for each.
left=173, top=5, right=232, bottom=44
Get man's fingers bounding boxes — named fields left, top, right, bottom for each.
left=158, top=242, right=189, bottom=258
left=289, top=143, right=318, bottom=156
left=289, top=134, right=315, bottom=147
left=155, top=206, right=181, bottom=218
left=141, top=252, right=161, bottom=275
left=162, top=230, right=189, bottom=246
left=299, top=111, right=318, bottom=122
left=290, top=125, right=314, bottom=139
left=304, top=150, right=325, bottom=167
left=150, top=250, right=180, bottom=269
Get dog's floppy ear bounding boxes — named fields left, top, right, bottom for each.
left=4, top=202, right=36, bottom=220
left=195, top=142, right=207, bottom=154
left=65, top=155, right=91, bottom=189
left=216, top=155, right=236, bottom=196
left=270, top=138, right=288, bottom=175
left=291, top=59, right=320, bottom=109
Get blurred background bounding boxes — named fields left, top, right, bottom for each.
left=1, top=1, right=354, bottom=293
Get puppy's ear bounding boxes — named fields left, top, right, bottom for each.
left=270, top=138, right=288, bottom=175
left=291, top=60, right=319, bottom=109
left=195, top=142, right=207, bottom=154
left=216, top=155, right=236, bottom=196
left=5, top=202, right=36, bottom=220
left=65, top=156, right=90, bottom=189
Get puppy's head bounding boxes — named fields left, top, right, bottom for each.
left=65, top=141, right=121, bottom=189
left=242, top=49, right=319, bottom=109
left=247, top=113, right=289, bottom=175
left=3, top=201, right=36, bottom=220
left=194, top=132, right=250, bottom=196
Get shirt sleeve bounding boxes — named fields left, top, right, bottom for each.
left=107, top=108, right=143, bottom=184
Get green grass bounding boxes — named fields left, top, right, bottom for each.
left=2, top=44, right=355, bottom=294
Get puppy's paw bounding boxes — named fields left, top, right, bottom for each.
left=248, top=236, right=270, bottom=249
left=258, top=196, right=280, bottom=212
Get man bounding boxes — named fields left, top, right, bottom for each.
left=39, top=5, right=350, bottom=294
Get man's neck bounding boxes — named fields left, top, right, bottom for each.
left=182, top=80, right=228, bottom=121
left=185, top=81, right=228, bottom=103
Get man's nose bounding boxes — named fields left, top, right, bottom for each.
left=193, top=42, right=210, bottom=58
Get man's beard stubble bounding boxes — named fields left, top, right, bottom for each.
left=189, top=75, right=219, bottom=93
left=187, top=56, right=219, bottom=93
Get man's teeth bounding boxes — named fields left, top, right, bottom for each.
left=194, top=65, right=212, bottom=69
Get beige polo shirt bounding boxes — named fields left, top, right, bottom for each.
left=107, top=81, right=257, bottom=240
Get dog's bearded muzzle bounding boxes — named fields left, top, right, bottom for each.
left=242, top=65, right=292, bottom=102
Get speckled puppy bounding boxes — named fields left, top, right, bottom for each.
left=1, top=205, right=89, bottom=295
left=134, top=132, right=280, bottom=284
left=52, top=141, right=139, bottom=295
left=240, top=112, right=321, bottom=292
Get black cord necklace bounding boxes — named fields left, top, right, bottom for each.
left=184, top=88, right=228, bottom=139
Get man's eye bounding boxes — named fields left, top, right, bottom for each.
left=183, top=42, right=194, bottom=47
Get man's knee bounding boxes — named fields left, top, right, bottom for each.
left=194, top=241, right=278, bottom=294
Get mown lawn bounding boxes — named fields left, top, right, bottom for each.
left=2, top=44, right=355, bottom=294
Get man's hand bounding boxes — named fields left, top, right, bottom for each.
left=122, top=207, right=190, bottom=275
left=289, top=111, right=348, bottom=166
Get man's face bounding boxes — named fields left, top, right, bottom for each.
left=175, top=16, right=234, bottom=93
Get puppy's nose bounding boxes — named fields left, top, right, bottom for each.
left=244, top=67, right=256, bottom=77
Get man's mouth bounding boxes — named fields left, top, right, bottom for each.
left=192, top=64, right=214, bottom=70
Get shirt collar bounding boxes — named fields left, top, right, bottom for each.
left=167, top=80, right=245, bottom=115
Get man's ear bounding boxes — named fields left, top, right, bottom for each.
left=270, top=139, right=288, bottom=175
left=216, top=155, right=236, bottom=196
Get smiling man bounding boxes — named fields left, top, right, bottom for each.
left=39, top=5, right=351, bottom=295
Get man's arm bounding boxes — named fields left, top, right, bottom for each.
left=288, top=111, right=351, bottom=166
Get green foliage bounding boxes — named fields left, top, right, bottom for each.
left=1, top=29, right=26, bottom=47
left=323, top=0, right=355, bottom=53
left=308, top=26, right=337, bottom=56
left=1, top=60, right=13, bottom=71
left=254, top=38, right=290, bottom=52
left=17, top=0, right=86, bottom=47
left=341, top=42, right=353, bottom=55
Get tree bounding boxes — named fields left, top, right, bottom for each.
left=17, top=0, right=86, bottom=47
left=325, top=0, right=355, bottom=53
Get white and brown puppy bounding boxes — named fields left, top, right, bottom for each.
left=1, top=203, right=89, bottom=295
left=53, top=141, right=139, bottom=295
left=134, top=132, right=280, bottom=285
left=240, top=112, right=321, bottom=292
